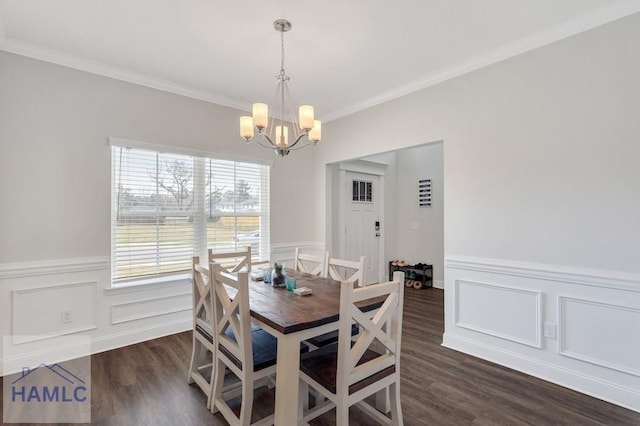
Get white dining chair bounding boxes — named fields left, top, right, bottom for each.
left=294, top=247, right=329, bottom=277
left=327, top=256, right=367, bottom=286
left=298, top=271, right=405, bottom=425
left=208, top=264, right=278, bottom=426
left=305, top=256, right=367, bottom=349
left=209, top=246, right=252, bottom=274
left=187, top=256, right=216, bottom=400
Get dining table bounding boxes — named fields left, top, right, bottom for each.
left=245, top=268, right=385, bottom=425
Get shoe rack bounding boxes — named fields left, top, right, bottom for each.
left=388, top=261, right=433, bottom=289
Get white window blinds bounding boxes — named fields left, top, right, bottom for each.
left=111, top=145, right=270, bottom=283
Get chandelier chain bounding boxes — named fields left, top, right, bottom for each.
left=280, top=29, right=285, bottom=75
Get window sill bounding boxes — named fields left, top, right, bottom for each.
left=104, top=273, right=190, bottom=294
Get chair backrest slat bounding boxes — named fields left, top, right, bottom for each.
left=209, top=247, right=252, bottom=274
left=192, top=256, right=213, bottom=328
left=294, top=247, right=329, bottom=277
left=327, top=256, right=366, bottom=286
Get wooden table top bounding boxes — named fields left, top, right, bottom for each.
left=247, top=269, right=384, bottom=334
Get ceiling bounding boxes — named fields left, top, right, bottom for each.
left=1, top=1, right=639, bottom=121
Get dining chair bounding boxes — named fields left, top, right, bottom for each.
left=187, top=256, right=216, bottom=400
left=305, top=256, right=367, bottom=349
left=208, top=264, right=283, bottom=425
left=327, top=256, right=367, bottom=286
left=209, top=246, right=252, bottom=274
left=294, top=247, right=329, bottom=277
left=298, top=271, right=405, bottom=425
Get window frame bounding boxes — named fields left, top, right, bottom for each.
left=109, top=138, right=271, bottom=287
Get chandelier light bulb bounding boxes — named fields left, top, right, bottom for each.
left=252, top=103, right=268, bottom=130
left=276, top=125, right=288, bottom=147
left=240, top=116, right=254, bottom=140
left=299, top=105, right=314, bottom=131
left=308, top=120, right=322, bottom=143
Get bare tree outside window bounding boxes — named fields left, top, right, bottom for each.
left=150, top=159, right=193, bottom=211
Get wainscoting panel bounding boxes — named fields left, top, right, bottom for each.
left=12, top=281, right=98, bottom=344
left=0, top=256, right=192, bottom=376
left=559, top=296, right=640, bottom=377
left=110, top=292, right=192, bottom=325
left=445, top=256, right=640, bottom=413
left=455, top=280, right=541, bottom=348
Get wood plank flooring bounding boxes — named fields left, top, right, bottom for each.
left=2, top=288, right=639, bottom=425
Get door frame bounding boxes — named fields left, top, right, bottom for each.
left=337, top=160, right=387, bottom=284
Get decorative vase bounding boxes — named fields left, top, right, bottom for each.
left=271, top=262, right=286, bottom=287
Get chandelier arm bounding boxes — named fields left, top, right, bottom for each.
left=258, top=132, right=277, bottom=149
left=286, top=132, right=308, bottom=150
left=283, top=79, right=301, bottom=136
left=284, top=142, right=315, bottom=151
left=279, top=76, right=285, bottom=134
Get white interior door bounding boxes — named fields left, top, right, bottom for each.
left=344, top=172, right=380, bottom=284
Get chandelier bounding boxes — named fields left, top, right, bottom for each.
left=240, top=19, right=322, bottom=157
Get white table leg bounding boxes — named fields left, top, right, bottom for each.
left=274, top=333, right=301, bottom=425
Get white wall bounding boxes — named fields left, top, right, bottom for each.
left=0, top=51, right=319, bottom=371
left=316, top=14, right=640, bottom=411
left=394, top=143, right=444, bottom=285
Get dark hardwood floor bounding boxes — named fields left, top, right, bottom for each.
left=2, top=288, right=639, bottom=425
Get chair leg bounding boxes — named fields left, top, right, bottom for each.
left=239, top=379, right=253, bottom=426
left=209, top=357, right=226, bottom=414
left=188, top=335, right=209, bottom=385
left=389, top=381, right=403, bottom=426
left=205, top=360, right=215, bottom=411
left=336, top=403, right=349, bottom=426
left=187, top=333, right=198, bottom=384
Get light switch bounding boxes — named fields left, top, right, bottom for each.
left=410, top=222, right=420, bottom=230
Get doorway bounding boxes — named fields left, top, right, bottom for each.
left=327, top=142, right=444, bottom=288
left=343, top=171, right=381, bottom=285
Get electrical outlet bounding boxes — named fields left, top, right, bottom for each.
left=543, top=322, right=557, bottom=339
left=61, top=309, right=73, bottom=324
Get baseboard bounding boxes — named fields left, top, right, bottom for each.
left=433, top=279, right=444, bottom=289
left=91, top=318, right=192, bottom=356
left=442, top=333, right=640, bottom=413
left=0, top=319, right=192, bottom=377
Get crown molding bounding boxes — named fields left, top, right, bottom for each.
left=0, top=37, right=249, bottom=113
left=323, top=1, right=640, bottom=122
left=1, top=2, right=639, bottom=122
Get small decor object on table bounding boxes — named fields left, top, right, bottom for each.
left=286, top=276, right=297, bottom=291
left=271, top=262, right=286, bottom=288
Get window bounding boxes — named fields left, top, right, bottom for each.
left=352, top=179, right=373, bottom=202
left=111, top=144, right=270, bottom=284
